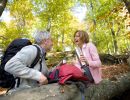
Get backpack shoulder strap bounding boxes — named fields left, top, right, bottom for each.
left=30, top=45, right=41, bottom=68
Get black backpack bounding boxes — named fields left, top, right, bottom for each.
left=0, top=38, right=41, bottom=88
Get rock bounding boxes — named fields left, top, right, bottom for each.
left=1, top=72, right=130, bottom=100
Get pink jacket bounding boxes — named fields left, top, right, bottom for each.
left=74, top=42, right=102, bottom=84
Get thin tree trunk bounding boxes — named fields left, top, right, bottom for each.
left=46, top=18, right=51, bottom=32
left=123, top=0, right=130, bottom=13
left=62, top=30, right=65, bottom=51
left=0, top=0, right=7, bottom=17
left=89, top=0, right=97, bottom=45
left=111, top=28, right=118, bottom=54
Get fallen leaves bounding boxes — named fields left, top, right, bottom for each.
left=102, top=64, right=130, bottom=79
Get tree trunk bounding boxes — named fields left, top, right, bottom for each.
left=1, top=72, right=130, bottom=100
left=111, top=28, right=118, bottom=54
left=123, top=0, right=130, bottom=13
left=0, top=0, right=7, bottom=17
left=46, top=18, right=51, bottom=32
left=127, top=56, right=130, bottom=67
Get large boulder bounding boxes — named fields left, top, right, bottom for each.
left=1, top=72, right=130, bottom=100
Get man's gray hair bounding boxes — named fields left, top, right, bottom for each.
left=34, top=30, right=51, bottom=44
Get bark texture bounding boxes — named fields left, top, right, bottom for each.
left=0, top=0, right=7, bottom=17
left=123, top=0, right=130, bottom=13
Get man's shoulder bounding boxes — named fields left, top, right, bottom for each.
left=17, top=45, right=38, bottom=56
left=22, top=44, right=39, bottom=50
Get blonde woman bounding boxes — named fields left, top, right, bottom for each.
left=73, top=30, right=102, bottom=84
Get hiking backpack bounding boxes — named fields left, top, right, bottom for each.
left=48, top=64, right=92, bottom=100
left=0, top=38, right=41, bottom=88
left=48, top=64, right=89, bottom=84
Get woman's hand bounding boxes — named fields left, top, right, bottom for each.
left=80, top=54, right=89, bottom=65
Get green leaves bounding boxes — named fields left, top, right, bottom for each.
left=1, top=0, right=128, bottom=54
left=0, top=0, right=82, bottom=51
left=79, top=0, right=129, bottom=54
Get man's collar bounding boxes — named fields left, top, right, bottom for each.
left=41, top=47, right=48, bottom=60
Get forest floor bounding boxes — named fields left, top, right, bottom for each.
left=102, top=64, right=130, bottom=79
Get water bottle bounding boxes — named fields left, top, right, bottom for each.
left=62, top=57, right=67, bottom=64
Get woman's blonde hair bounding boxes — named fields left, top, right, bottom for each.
left=74, top=30, right=89, bottom=43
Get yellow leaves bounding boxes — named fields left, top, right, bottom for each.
left=125, top=31, right=130, bottom=39
left=128, top=32, right=130, bottom=38
left=89, top=21, right=96, bottom=32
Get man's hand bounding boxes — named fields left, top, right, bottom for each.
left=39, top=74, right=48, bottom=85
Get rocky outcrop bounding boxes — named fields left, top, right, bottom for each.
left=0, top=72, right=130, bottom=100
